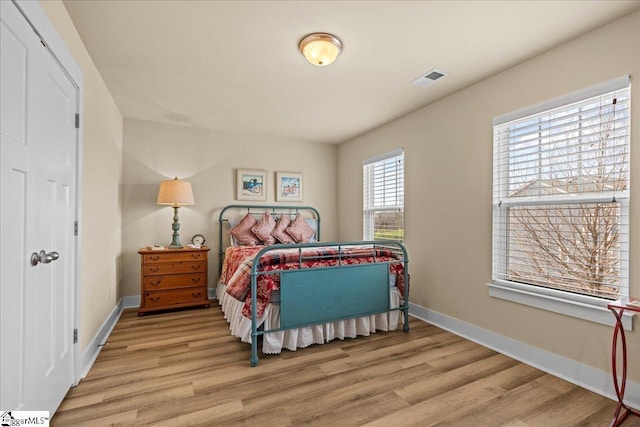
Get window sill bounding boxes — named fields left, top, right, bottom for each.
left=488, top=281, right=634, bottom=331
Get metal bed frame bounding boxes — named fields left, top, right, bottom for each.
left=218, top=204, right=409, bottom=366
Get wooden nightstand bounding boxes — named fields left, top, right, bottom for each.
left=138, top=246, right=210, bottom=315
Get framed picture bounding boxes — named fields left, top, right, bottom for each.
left=276, top=172, right=303, bottom=202
left=236, top=169, right=267, bottom=201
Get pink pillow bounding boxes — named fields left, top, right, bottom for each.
left=286, top=213, right=315, bottom=243
left=251, top=211, right=276, bottom=245
left=271, top=215, right=295, bottom=244
left=229, top=213, right=261, bottom=246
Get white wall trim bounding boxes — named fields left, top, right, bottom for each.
left=121, top=295, right=141, bottom=309
left=13, top=0, right=83, bottom=82
left=493, top=75, right=630, bottom=125
left=409, top=302, right=640, bottom=411
left=13, top=0, right=86, bottom=387
left=78, top=299, right=123, bottom=380
left=489, top=282, right=635, bottom=331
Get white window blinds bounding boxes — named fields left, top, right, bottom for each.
left=492, top=77, right=630, bottom=300
left=363, top=149, right=404, bottom=241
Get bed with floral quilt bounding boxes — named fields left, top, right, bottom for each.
left=216, top=205, right=409, bottom=366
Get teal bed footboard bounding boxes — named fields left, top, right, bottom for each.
left=280, top=263, right=390, bottom=328
left=249, top=240, right=409, bottom=366
left=217, top=205, right=409, bottom=367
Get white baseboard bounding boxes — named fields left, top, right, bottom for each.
left=77, top=290, right=218, bottom=381
left=121, top=295, right=141, bottom=309
left=409, top=302, right=639, bottom=410
left=77, top=299, right=124, bottom=380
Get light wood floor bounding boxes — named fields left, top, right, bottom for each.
left=52, top=305, right=629, bottom=427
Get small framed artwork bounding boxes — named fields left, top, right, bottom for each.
left=236, top=169, right=267, bottom=201
left=276, top=172, right=303, bottom=202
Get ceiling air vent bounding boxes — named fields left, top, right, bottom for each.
left=411, top=68, right=448, bottom=88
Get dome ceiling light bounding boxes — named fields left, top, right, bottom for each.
left=298, top=33, right=343, bottom=66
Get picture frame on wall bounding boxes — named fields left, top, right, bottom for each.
left=276, top=172, right=303, bottom=202
left=236, top=169, right=267, bottom=201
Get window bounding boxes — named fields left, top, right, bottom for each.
left=491, top=76, right=630, bottom=321
left=363, top=149, right=404, bottom=241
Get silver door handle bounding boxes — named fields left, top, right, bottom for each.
left=30, top=250, right=60, bottom=266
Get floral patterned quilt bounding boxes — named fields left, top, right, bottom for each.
left=220, top=245, right=407, bottom=319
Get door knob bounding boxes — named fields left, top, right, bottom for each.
left=30, top=250, right=60, bottom=266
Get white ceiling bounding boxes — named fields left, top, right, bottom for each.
left=62, top=0, right=640, bottom=145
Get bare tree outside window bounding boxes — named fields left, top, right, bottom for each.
left=508, top=202, right=621, bottom=298
left=495, top=87, right=629, bottom=300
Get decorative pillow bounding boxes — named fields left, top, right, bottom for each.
left=305, top=219, right=318, bottom=242
left=227, top=217, right=241, bottom=246
left=286, top=213, right=315, bottom=243
left=271, top=214, right=295, bottom=244
left=229, top=212, right=261, bottom=246
left=251, top=211, right=276, bottom=245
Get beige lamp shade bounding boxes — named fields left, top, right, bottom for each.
left=156, top=177, right=195, bottom=206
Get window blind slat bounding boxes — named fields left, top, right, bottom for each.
left=493, top=75, right=630, bottom=125
left=492, top=84, right=630, bottom=300
left=363, top=151, right=404, bottom=241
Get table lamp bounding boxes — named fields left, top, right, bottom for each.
left=157, top=177, right=194, bottom=249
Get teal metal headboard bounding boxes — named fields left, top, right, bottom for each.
left=218, top=204, right=321, bottom=273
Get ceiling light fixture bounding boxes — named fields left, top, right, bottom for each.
left=299, top=33, right=343, bottom=66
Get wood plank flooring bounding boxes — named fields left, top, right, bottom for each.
left=52, top=305, right=628, bottom=426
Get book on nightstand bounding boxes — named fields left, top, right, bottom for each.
left=146, top=245, right=165, bottom=251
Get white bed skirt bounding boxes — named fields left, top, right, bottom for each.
left=216, top=283, right=403, bottom=354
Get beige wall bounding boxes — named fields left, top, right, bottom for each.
left=39, top=1, right=124, bottom=351
left=121, top=118, right=338, bottom=296
left=39, top=0, right=338, bottom=347
left=39, top=0, right=639, bottom=382
left=338, top=11, right=640, bottom=379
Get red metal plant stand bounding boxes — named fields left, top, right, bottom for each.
left=607, top=300, right=640, bottom=427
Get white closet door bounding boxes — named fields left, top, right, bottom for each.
left=1, top=0, right=77, bottom=414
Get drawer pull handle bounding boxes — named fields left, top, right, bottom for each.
left=191, top=253, right=201, bottom=259
left=150, top=296, right=160, bottom=302
left=150, top=279, right=162, bottom=286
left=150, top=255, right=160, bottom=261
left=149, top=267, right=160, bottom=273
left=192, top=292, right=202, bottom=298
left=191, top=277, right=201, bottom=283
left=191, top=265, right=201, bottom=270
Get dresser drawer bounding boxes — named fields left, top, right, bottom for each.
left=143, top=261, right=206, bottom=275
left=138, top=246, right=210, bottom=315
left=143, top=251, right=206, bottom=263
left=143, top=288, right=208, bottom=308
left=143, top=273, right=206, bottom=290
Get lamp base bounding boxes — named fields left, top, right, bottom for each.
left=168, top=206, right=183, bottom=249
